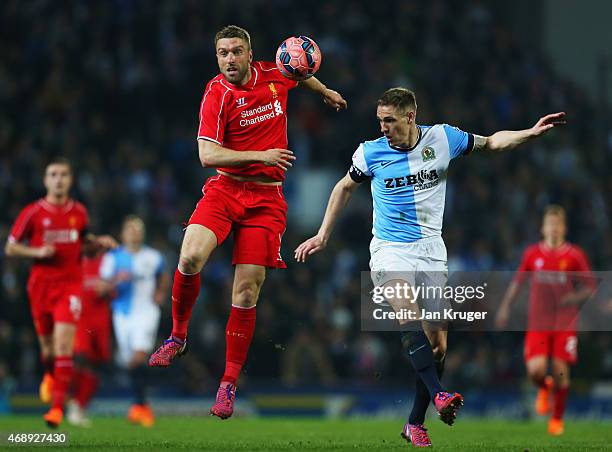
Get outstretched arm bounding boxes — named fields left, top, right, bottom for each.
left=198, top=140, right=296, bottom=170
left=476, top=112, right=566, bottom=152
left=495, top=280, right=522, bottom=329
left=294, top=173, right=360, bottom=262
left=298, top=76, right=347, bottom=111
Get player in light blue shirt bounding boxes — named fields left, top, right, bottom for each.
left=99, top=215, right=168, bottom=425
left=295, top=88, right=564, bottom=446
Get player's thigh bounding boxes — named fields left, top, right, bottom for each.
left=129, top=308, right=161, bottom=356
left=525, top=355, right=548, bottom=379
left=179, top=224, right=220, bottom=271
left=232, top=264, right=267, bottom=307
left=112, top=313, right=133, bottom=368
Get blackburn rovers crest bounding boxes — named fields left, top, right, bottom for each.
left=422, top=146, right=435, bottom=162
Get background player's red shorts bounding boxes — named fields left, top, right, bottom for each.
left=27, top=276, right=82, bottom=336
left=524, top=331, right=578, bottom=364
left=188, top=174, right=288, bottom=268
left=74, top=306, right=112, bottom=363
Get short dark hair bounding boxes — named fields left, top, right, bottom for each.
left=377, top=88, right=417, bottom=113
left=214, top=25, right=251, bottom=50
left=45, top=156, right=72, bottom=173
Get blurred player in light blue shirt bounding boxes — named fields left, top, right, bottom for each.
left=295, top=87, right=564, bottom=446
left=99, top=215, right=168, bottom=426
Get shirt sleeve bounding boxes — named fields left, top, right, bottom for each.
left=258, top=61, right=298, bottom=90
left=348, top=144, right=373, bottom=183
left=572, top=247, right=597, bottom=292
left=512, top=248, right=532, bottom=286
left=8, top=205, right=36, bottom=243
left=443, top=124, right=475, bottom=159
left=99, top=252, right=116, bottom=280
left=197, top=81, right=228, bottom=144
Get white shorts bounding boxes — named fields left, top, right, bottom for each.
left=112, top=306, right=160, bottom=367
left=369, top=235, right=450, bottom=319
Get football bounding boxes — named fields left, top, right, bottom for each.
left=275, top=36, right=322, bottom=81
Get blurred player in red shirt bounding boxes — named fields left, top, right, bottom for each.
left=67, top=251, right=112, bottom=427
left=148, top=25, right=346, bottom=419
left=5, top=157, right=116, bottom=428
left=497, top=205, right=595, bottom=435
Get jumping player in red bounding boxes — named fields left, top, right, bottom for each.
left=5, top=157, right=116, bottom=428
left=496, top=205, right=595, bottom=435
left=148, top=25, right=347, bottom=419
left=67, top=251, right=112, bottom=427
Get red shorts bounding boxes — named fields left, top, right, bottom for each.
left=188, top=174, right=288, bottom=268
left=27, top=276, right=83, bottom=336
left=74, top=304, right=112, bottom=363
left=524, top=331, right=578, bottom=364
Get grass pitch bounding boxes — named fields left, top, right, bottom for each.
left=1, top=416, right=610, bottom=451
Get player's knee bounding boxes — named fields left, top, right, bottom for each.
left=432, top=342, right=447, bottom=361
left=179, top=250, right=205, bottom=274
left=528, top=367, right=547, bottom=383
left=233, top=279, right=264, bottom=307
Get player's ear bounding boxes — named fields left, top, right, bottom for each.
left=249, top=49, right=253, bottom=63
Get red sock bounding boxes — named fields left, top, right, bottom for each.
left=74, top=368, right=99, bottom=409
left=171, top=268, right=201, bottom=340
left=222, top=305, right=257, bottom=385
left=552, top=386, right=569, bottom=420
left=52, top=356, right=73, bottom=410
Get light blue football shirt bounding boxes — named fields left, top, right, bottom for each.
left=350, top=124, right=474, bottom=243
left=100, top=245, right=165, bottom=315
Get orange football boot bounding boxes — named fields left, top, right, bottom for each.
left=548, top=418, right=564, bottom=436
left=43, top=407, right=63, bottom=428
left=535, top=375, right=554, bottom=415
left=39, top=373, right=54, bottom=404
left=127, top=404, right=144, bottom=424
left=139, top=404, right=155, bottom=428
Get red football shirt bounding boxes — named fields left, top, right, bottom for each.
left=8, top=198, right=89, bottom=282
left=197, top=61, right=298, bottom=181
left=513, top=242, right=594, bottom=331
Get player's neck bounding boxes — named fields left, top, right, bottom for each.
left=233, top=67, right=253, bottom=86
left=393, top=125, right=420, bottom=149
left=45, top=194, right=69, bottom=206
left=407, top=124, right=420, bottom=148
left=543, top=238, right=565, bottom=249
left=126, top=243, right=142, bottom=253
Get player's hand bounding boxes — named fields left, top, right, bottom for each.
left=154, top=291, right=165, bottom=306
left=495, top=305, right=510, bottom=329
left=95, top=235, right=118, bottom=250
left=530, top=112, right=566, bottom=137
left=35, top=245, right=56, bottom=259
left=260, top=148, right=296, bottom=171
left=322, top=89, right=347, bottom=111
left=294, top=234, right=327, bottom=262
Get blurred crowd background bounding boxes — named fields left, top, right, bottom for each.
left=1, top=0, right=611, bottom=397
